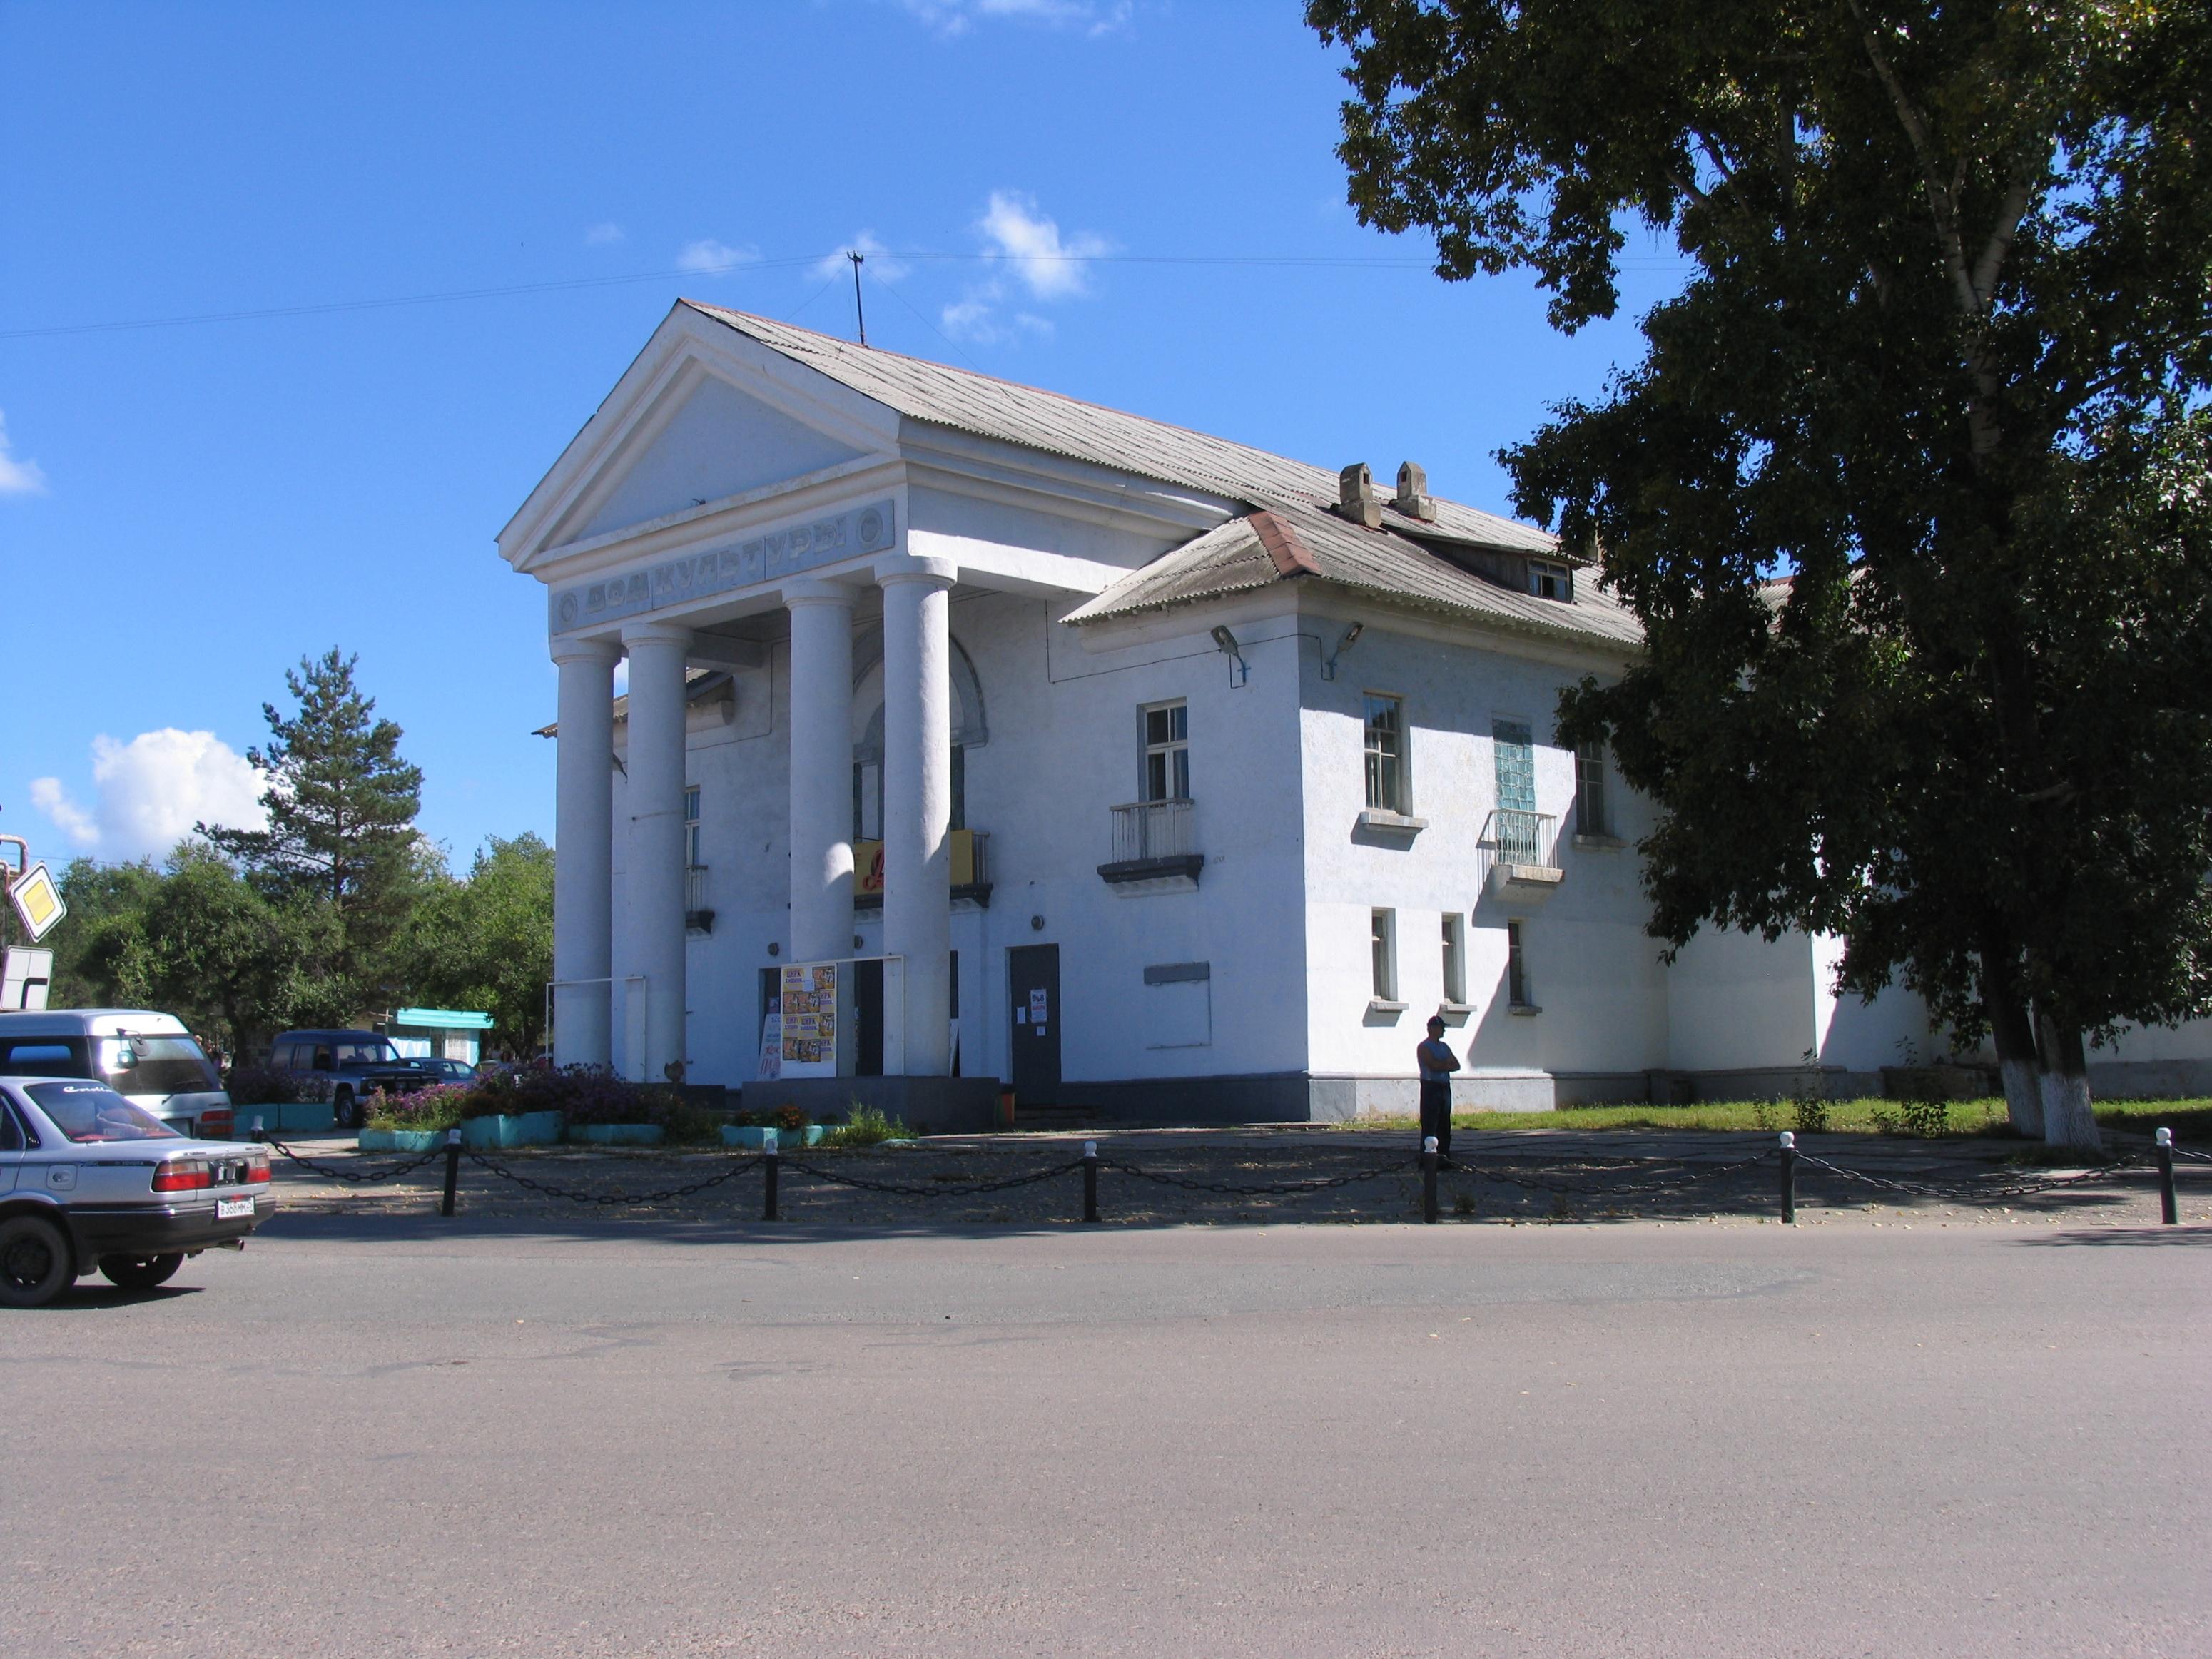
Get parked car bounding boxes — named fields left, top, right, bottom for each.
left=0, top=1076, right=269, bottom=1307
left=420, top=1057, right=478, bottom=1083
left=0, top=1010, right=233, bottom=1139
left=265, top=1030, right=440, bottom=1128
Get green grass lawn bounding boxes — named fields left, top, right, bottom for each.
left=1349, top=1097, right=2212, bottom=1145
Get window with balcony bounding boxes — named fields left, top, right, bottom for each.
left=1363, top=694, right=1407, bottom=813
left=1142, top=701, right=1189, bottom=802
left=684, top=786, right=702, bottom=866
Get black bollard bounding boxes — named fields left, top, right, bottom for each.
left=1082, top=1140, right=1100, bottom=1224
left=1778, top=1131, right=1797, bottom=1224
left=250, top=1115, right=265, bottom=1145
left=763, top=1130, right=781, bottom=1222
left=1421, top=1135, right=1439, bottom=1224
left=440, top=1127, right=462, bottom=1217
left=2156, top=1128, right=2177, bottom=1226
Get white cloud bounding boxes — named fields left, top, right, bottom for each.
left=979, top=190, right=1110, bottom=299
left=0, top=409, right=48, bottom=497
left=29, top=730, right=267, bottom=861
left=676, top=238, right=759, bottom=275
left=939, top=286, right=1057, bottom=346
left=895, top=0, right=1133, bottom=36
left=810, top=231, right=910, bottom=285
left=584, top=222, right=626, bottom=246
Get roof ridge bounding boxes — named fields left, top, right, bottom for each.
left=1249, top=508, right=1323, bottom=578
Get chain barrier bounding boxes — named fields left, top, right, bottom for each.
left=1792, top=1150, right=2146, bottom=1202
left=265, top=1137, right=447, bottom=1184
left=1097, top=1155, right=1416, bottom=1198
left=2172, top=1147, right=2212, bottom=1165
left=1442, top=1150, right=1775, bottom=1196
left=462, top=1150, right=763, bottom=1207
left=785, top=1156, right=1088, bottom=1198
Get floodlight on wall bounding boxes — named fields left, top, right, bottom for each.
left=1210, top=624, right=1249, bottom=688
left=1322, top=621, right=1364, bottom=681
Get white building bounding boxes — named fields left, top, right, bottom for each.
left=499, top=303, right=2195, bottom=1127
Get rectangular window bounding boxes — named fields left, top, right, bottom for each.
left=1441, top=913, right=1466, bottom=1005
left=1363, top=694, right=1406, bottom=812
left=1576, top=741, right=1609, bottom=837
left=684, top=786, right=703, bottom=868
left=1142, top=960, right=1212, bottom=1049
left=1527, top=559, right=1573, bottom=601
left=1370, top=908, right=1398, bottom=1003
left=1142, top=702, right=1190, bottom=802
left=853, top=763, right=882, bottom=841
left=1507, top=920, right=1532, bottom=1008
left=950, top=745, right=967, bottom=833
left=1493, top=718, right=1536, bottom=813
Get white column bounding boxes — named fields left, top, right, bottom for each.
left=552, top=637, right=620, bottom=1070
left=784, top=579, right=856, bottom=965
left=876, top=555, right=957, bottom=1076
left=619, top=621, right=693, bottom=1082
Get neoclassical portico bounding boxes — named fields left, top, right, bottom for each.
left=547, top=553, right=963, bottom=1087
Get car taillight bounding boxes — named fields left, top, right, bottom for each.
left=201, top=1108, right=234, bottom=1138
left=245, top=1152, right=270, bottom=1184
left=153, top=1159, right=212, bottom=1193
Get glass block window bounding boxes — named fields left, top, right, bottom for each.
left=1493, top=719, right=1536, bottom=813
left=1364, top=694, right=1406, bottom=813
left=1142, top=702, right=1189, bottom=802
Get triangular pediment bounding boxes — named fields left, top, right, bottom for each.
left=568, top=371, right=867, bottom=544
left=501, top=304, right=902, bottom=570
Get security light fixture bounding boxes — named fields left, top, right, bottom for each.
left=1210, top=625, right=1249, bottom=688
left=1322, top=621, right=1364, bottom=680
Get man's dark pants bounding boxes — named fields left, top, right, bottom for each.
left=1419, top=1080, right=1452, bottom=1157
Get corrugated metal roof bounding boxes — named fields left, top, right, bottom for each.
left=1065, top=499, right=1642, bottom=649
left=684, top=303, right=1561, bottom=555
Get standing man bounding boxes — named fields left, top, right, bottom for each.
left=1417, top=1015, right=1460, bottom=1157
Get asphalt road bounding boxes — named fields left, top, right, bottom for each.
left=4, top=1214, right=2206, bottom=1657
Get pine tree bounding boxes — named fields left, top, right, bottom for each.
left=202, top=649, right=424, bottom=1012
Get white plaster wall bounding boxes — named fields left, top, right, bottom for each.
left=1295, top=618, right=1669, bottom=1108
left=1665, top=927, right=1817, bottom=1072
left=1810, top=933, right=1939, bottom=1072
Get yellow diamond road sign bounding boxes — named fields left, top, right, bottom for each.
left=9, top=861, right=66, bottom=943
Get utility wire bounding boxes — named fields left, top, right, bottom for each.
left=0, top=246, right=1688, bottom=343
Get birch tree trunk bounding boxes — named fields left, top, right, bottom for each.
left=2034, top=1013, right=2101, bottom=1151
left=1987, top=981, right=2043, bottom=1137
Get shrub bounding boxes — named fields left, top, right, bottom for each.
left=731, top=1103, right=812, bottom=1132
left=362, top=1082, right=471, bottom=1132
left=821, top=1102, right=908, bottom=1148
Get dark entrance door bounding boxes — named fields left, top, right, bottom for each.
left=1007, top=944, right=1060, bottom=1107
left=855, top=958, right=885, bottom=1077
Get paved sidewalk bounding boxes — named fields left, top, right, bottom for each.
left=255, top=1123, right=2208, bottom=1232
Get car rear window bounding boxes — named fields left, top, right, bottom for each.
left=0, top=1037, right=92, bottom=1077
left=26, top=1081, right=183, bottom=1143
left=96, top=1035, right=220, bottom=1095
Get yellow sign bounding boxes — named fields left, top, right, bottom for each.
left=853, top=830, right=983, bottom=895
left=7, top=861, right=65, bottom=943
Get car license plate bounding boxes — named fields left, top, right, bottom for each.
left=216, top=1197, right=255, bottom=1219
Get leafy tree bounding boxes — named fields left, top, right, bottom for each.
left=1311, top=0, right=2212, bottom=1145
left=203, top=649, right=425, bottom=1015
left=399, top=834, right=555, bottom=1054
left=49, top=856, right=166, bottom=1010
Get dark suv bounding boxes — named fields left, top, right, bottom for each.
left=267, top=1030, right=440, bottom=1129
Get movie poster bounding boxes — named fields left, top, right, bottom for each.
left=783, top=961, right=838, bottom=1066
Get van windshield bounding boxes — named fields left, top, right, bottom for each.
left=97, top=1035, right=220, bottom=1096
left=26, top=1081, right=182, bottom=1143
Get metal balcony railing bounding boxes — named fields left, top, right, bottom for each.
left=1110, top=798, right=1196, bottom=864
left=685, top=864, right=709, bottom=913
left=1481, top=808, right=1559, bottom=870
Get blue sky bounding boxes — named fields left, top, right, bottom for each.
left=0, top=0, right=1681, bottom=871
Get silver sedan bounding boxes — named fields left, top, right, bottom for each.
left=0, top=1076, right=270, bottom=1308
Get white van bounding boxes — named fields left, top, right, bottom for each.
left=0, top=1009, right=233, bottom=1139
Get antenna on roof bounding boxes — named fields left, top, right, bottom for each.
left=847, top=250, right=867, bottom=347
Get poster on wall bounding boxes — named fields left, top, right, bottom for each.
left=756, top=1005, right=782, bottom=1080
left=778, top=963, right=843, bottom=1077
